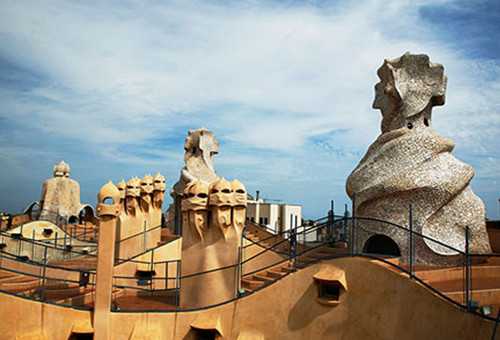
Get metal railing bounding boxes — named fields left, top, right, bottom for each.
left=3, top=200, right=500, bottom=338
left=0, top=245, right=96, bottom=310
left=0, top=228, right=97, bottom=261
left=104, top=204, right=500, bottom=325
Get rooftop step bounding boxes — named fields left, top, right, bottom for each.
left=242, top=278, right=265, bottom=290
left=112, top=292, right=176, bottom=311
left=279, top=265, right=295, bottom=273
left=42, top=286, right=94, bottom=301
left=0, top=270, right=17, bottom=280
left=266, top=269, right=287, bottom=279
left=49, top=256, right=97, bottom=270
left=56, top=287, right=122, bottom=308
left=252, top=274, right=274, bottom=283
left=1, top=279, right=40, bottom=293
left=0, top=274, right=38, bottom=284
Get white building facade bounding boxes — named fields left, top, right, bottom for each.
left=246, top=198, right=302, bottom=235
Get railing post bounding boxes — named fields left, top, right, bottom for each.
left=54, top=232, right=58, bottom=250
left=332, top=200, right=335, bottom=240
left=491, top=308, right=500, bottom=340
left=40, top=245, right=48, bottom=301
left=302, top=221, right=306, bottom=244
left=409, top=204, right=414, bottom=278
left=17, top=235, right=22, bottom=256
left=238, top=228, right=245, bottom=296
left=165, top=261, right=168, bottom=291
left=150, top=249, right=154, bottom=291
left=343, top=204, right=348, bottom=243
left=69, top=228, right=73, bottom=259
left=236, top=245, right=242, bottom=297
left=289, top=224, right=297, bottom=270
left=465, top=226, right=471, bottom=311
left=330, top=200, right=334, bottom=226
left=328, top=200, right=334, bottom=242
left=176, top=260, right=181, bottom=308
left=143, top=221, right=147, bottom=251
left=351, top=194, right=356, bottom=255
left=32, top=230, right=35, bottom=259
left=240, top=243, right=244, bottom=293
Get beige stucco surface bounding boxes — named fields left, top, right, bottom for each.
left=39, top=162, right=82, bottom=223
left=241, top=238, right=285, bottom=275
left=2, top=221, right=95, bottom=262
left=114, top=237, right=182, bottom=290
left=0, top=294, right=92, bottom=339
left=346, top=53, right=490, bottom=264
left=1, top=257, right=497, bottom=339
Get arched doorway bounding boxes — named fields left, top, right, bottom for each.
left=23, top=201, right=41, bottom=220
left=79, top=205, right=95, bottom=224
left=363, top=234, right=401, bottom=257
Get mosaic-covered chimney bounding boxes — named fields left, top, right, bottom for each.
left=346, top=53, right=491, bottom=264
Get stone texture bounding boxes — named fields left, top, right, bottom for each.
left=231, top=179, right=247, bottom=232
left=172, top=129, right=249, bottom=308
left=209, top=178, right=234, bottom=239
left=346, top=53, right=491, bottom=263
left=117, top=177, right=144, bottom=258
left=173, top=128, right=220, bottom=197
left=39, top=161, right=82, bottom=223
left=139, top=174, right=154, bottom=230
left=151, top=172, right=166, bottom=229
left=116, top=179, right=126, bottom=215
left=168, top=128, right=220, bottom=231
left=114, top=173, right=165, bottom=260
left=82, top=174, right=161, bottom=276
left=182, top=180, right=210, bottom=247
left=180, top=177, right=248, bottom=308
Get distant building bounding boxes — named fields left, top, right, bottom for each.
left=246, top=191, right=302, bottom=235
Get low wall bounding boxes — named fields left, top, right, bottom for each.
left=0, top=257, right=497, bottom=339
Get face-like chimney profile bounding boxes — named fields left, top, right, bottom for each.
left=346, top=52, right=491, bottom=264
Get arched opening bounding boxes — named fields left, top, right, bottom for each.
left=103, top=197, right=114, bottom=204
left=68, top=216, right=78, bottom=224
left=23, top=201, right=41, bottom=220
left=79, top=206, right=95, bottom=224
left=68, top=332, right=93, bottom=340
left=191, top=328, right=218, bottom=340
left=363, top=234, right=401, bottom=257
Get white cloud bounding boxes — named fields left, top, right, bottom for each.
left=0, top=0, right=499, bottom=217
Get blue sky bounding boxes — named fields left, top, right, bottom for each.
left=0, top=0, right=499, bottom=219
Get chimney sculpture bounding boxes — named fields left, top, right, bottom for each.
left=346, top=53, right=491, bottom=264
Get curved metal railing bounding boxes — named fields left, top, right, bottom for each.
left=2, top=207, right=500, bottom=327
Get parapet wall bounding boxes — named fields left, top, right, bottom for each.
left=1, top=257, right=496, bottom=339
